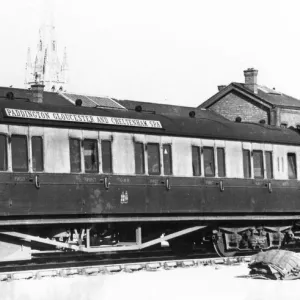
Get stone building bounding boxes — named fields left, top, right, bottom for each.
left=199, top=68, right=300, bottom=128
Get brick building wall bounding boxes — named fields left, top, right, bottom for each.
left=280, top=109, right=300, bottom=127
left=208, top=91, right=269, bottom=123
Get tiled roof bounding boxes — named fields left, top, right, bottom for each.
left=234, top=83, right=300, bottom=107
left=200, top=82, right=300, bottom=109
left=0, top=87, right=127, bottom=110
left=117, top=99, right=227, bottom=120
left=60, top=93, right=126, bottom=110
left=0, top=87, right=73, bottom=106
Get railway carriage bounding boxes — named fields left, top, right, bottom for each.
left=0, top=97, right=300, bottom=260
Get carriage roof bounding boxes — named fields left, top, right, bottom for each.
left=0, top=99, right=299, bottom=146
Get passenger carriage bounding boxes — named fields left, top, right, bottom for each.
left=0, top=98, right=299, bottom=260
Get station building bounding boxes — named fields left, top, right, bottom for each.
left=199, top=68, right=300, bottom=128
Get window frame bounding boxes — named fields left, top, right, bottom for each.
left=243, top=149, right=251, bottom=178
left=69, top=138, right=82, bottom=173
left=101, top=140, right=113, bottom=174
left=192, top=145, right=201, bottom=176
left=134, top=142, right=145, bottom=175
left=11, top=134, right=29, bottom=172
left=0, top=134, right=8, bottom=172
left=253, top=150, right=264, bottom=179
left=83, top=139, right=99, bottom=174
left=162, top=144, right=173, bottom=175
left=147, top=143, right=161, bottom=175
left=265, top=151, right=273, bottom=179
left=217, top=147, right=226, bottom=177
left=31, top=136, right=44, bottom=172
left=287, top=152, right=297, bottom=179
left=203, top=146, right=215, bottom=177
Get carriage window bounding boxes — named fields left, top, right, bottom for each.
left=192, top=146, right=201, bottom=176
left=217, top=148, right=226, bottom=177
left=134, top=142, right=145, bottom=174
left=32, top=136, right=44, bottom=172
left=147, top=143, right=160, bottom=175
left=265, top=151, right=273, bottom=179
left=69, top=138, right=81, bottom=173
left=163, top=144, right=172, bottom=175
left=288, top=153, right=297, bottom=179
left=253, top=150, right=264, bottom=178
left=101, top=140, right=112, bottom=173
left=243, top=149, right=251, bottom=178
left=11, top=135, right=28, bottom=172
left=0, top=135, right=7, bottom=171
left=83, top=139, right=98, bottom=173
left=203, top=147, right=215, bottom=177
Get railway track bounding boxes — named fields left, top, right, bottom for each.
left=0, top=250, right=251, bottom=282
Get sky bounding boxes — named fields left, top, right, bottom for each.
left=0, top=0, right=300, bottom=107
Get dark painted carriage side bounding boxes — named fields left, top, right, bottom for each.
left=0, top=99, right=299, bottom=221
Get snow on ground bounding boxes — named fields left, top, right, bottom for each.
left=0, top=263, right=299, bottom=300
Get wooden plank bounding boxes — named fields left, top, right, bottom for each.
left=0, top=215, right=300, bottom=226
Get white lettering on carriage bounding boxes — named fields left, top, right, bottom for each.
left=4, top=108, right=163, bottom=129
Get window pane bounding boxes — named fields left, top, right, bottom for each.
left=70, top=138, right=81, bottom=173
left=32, top=136, right=44, bottom=172
left=83, top=139, right=98, bottom=173
left=288, top=153, right=297, bottom=179
left=253, top=150, right=264, bottom=178
left=265, top=151, right=273, bottom=179
left=217, top=148, right=226, bottom=177
left=147, top=143, right=160, bottom=175
left=243, top=150, right=251, bottom=178
left=203, top=147, right=215, bottom=177
left=163, top=144, right=172, bottom=175
left=192, top=146, right=201, bottom=176
left=134, top=142, right=145, bottom=174
left=0, top=135, right=7, bottom=171
left=101, top=140, right=112, bottom=173
left=12, top=135, right=28, bottom=172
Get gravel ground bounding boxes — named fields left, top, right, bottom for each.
left=0, top=263, right=298, bottom=300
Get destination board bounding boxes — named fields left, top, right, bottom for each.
left=4, top=108, right=163, bottom=129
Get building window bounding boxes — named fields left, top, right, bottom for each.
left=83, top=139, right=98, bottom=173
left=11, top=135, right=28, bottom=172
left=243, top=149, right=251, bottom=178
left=192, top=146, right=201, bottom=176
left=101, top=140, right=112, bottom=173
left=32, top=136, right=44, bottom=172
left=203, top=147, right=215, bottom=177
left=288, top=153, right=297, bottom=179
left=163, top=144, right=172, bottom=175
left=253, top=150, right=264, bottom=178
left=134, top=142, right=145, bottom=174
left=69, top=138, right=81, bottom=173
left=0, top=135, right=7, bottom=171
left=217, top=148, right=226, bottom=177
left=147, top=143, right=160, bottom=175
left=265, top=151, right=273, bottom=179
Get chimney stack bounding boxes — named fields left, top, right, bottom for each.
left=244, top=68, right=258, bottom=94
left=31, top=83, right=45, bottom=103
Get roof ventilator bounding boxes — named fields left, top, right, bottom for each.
left=135, top=105, right=142, bottom=112
left=6, top=92, right=14, bottom=100
left=189, top=111, right=196, bottom=118
left=75, top=99, right=82, bottom=107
